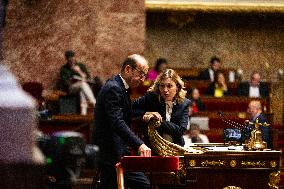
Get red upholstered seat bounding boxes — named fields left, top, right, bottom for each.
left=120, top=156, right=179, bottom=172
left=116, top=156, right=179, bottom=189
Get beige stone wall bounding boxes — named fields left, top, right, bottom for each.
left=145, top=12, right=284, bottom=124
left=145, top=12, right=283, bottom=80
left=3, top=0, right=145, bottom=88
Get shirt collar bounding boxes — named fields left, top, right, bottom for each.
left=252, top=112, right=261, bottom=122
left=119, top=74, right=129, bottom=89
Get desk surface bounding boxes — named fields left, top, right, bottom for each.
left=38, top=114, right=94, bottom=143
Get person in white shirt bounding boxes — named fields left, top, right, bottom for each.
left=199, top=56, right=221, bottom=82
left=237, top=71, right=269, bottom=98
left=183, top=123, right=209, bottom=147
left=60, top=50, right=96, bottom=115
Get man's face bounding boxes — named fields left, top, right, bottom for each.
left=247, top=103, right=257, bottom=118
left=211, top=61, right=221, bottom=71
left=251, top=73, right=261, bottom=87
left=67, top=57, right=75, bottom=66
left=127, top=63, right=149, bottom=88
left=190, top=130, right=199, bottom=138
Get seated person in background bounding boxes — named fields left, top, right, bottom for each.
left=244, top=100, right=271, bottom=148
left=60, top=50, right=96, bottom=115
left=183, top=124, right=209, bottom=147
left=205, top=71, right=231, bottom=97
left=146, top=57, right=168, bottom=81
left=199, top=56, right=221, bottom=82
left=187, top=88, right=205, bottom=115
left=133, top=69, right=190, bottom=146
left=237, top=71, right=269, bottom=98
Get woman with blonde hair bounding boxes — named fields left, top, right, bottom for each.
left=133, top=69, right=190, bottom=146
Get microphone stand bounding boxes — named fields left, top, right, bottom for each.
left=217, top=111, right=247, bottom=131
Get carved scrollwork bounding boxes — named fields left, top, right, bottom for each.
left=241, top=160, right=266, bottom=167
left=270, top=161, right=277, bottom=168
left=268, top=171, right=280, bottom=189
left=201, top=160, right=226, bottom=167
left=189, top=159, right=196, bottom=167
left=230, top=160, right=237, bottom=168
left=223, top=186, right=242, bottom=189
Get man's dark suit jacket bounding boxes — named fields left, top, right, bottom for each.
left=199, top=68, right=212, bottom=80
left=237, top=82, right=269, bottom=98
left=243, top=113, right=272, bottom=149
left=93, top=75, right=143, bottom=165
left=132, top=92, right=190, bottom=146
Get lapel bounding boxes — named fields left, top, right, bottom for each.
left=172, top=102, right=178, bottom=117
left=158, top=97, right=167, bottom=120
left=114, top=75, right=131, bottom=109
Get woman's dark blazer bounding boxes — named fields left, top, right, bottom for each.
left=132, top=92, right=191, bottom=146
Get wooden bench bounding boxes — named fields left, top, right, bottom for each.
left=173, top=67, right=236, bottom=81
left=200, top=96, right=270, bottom=113
left=39, top=114, right=94, bottom=143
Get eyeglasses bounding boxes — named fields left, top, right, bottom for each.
left=132, top=67, right=147, bottom=79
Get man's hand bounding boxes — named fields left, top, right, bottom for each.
left=72, top=65, right=86, bottom=78
left=72, top=65, right=82, bottom=72
left=142, top=112, right=162, bottom=122
left=138, top=144, right=151, bottom=157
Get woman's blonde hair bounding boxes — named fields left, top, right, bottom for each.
left=148, top=69, right=187, bottom=103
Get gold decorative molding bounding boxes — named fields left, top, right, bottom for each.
left=201, top=160, right=226, bottom=167
left=189, top=159, right=196, bottom=167
left=223, top=186, right=242, bottom=189
left=268, top=171, right=280, bottom=189
left=230, top=160, right=237, bottom=168
left=146, top=1, right=284, bottom=14
left=178, top=158, right=187, bottom=178
left=270, top=161, right=277, bottom=168
left=241, top=160, right=266, bottom=167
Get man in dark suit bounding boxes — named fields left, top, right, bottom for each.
left=243, top=100, right=271, bottom=148
left=199, top=56, right=221, bottom=81
left=93, top=54, right=151, bottom=189
left=237, top=71, right=269, bottom=98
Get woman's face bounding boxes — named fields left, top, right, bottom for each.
left=217, top=73, right=225, bottom=84
left=158, top=63, right=167, bottom=73
left=192, top=89, right=200, bottom=100
left=159, top=78, right=177, bottom=102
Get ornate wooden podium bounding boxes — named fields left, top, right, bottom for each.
left=182, top=150, right=281, bottom=189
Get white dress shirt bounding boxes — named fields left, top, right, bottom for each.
left=209, top=68, right=214, bottom=82
left=163, top=101, right=174, bottom=142
left=249, top=86, right=260, bottom=98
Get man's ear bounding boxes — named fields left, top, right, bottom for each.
left=124, top=65, right=132, bottom=75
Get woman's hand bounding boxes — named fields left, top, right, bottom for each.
left=143, top=112, right=162, bottom=122
left=218, top=76, right=228, bottom=91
